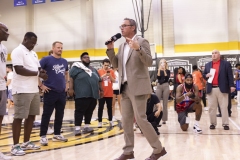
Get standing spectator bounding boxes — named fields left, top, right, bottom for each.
left=203, top=50, right=235, bottom=130
left=168, top=79, right=174, bottom=100
left=6, top=65, right=13, bottom=111
left=176, top=67, right=186, bottom=84
left=69, top=52, right=103, bottom=136
left=192, top=65, right=205, bottom=108
left=155, top=59, right=170, bottom=124
left=0, top=22, right=12, bottom=160
left=97, top=59, right=115, bottom=127
left=39, top=41, right=69, bottom=146
left=11, top=32, right=48, bottom=156
left=106, top=18, right=166, bottom=160
left=200, top=66, right=207, bottom=110
left=112, top=68, right=122, bottom=121
left=234, top=63, right=240, bottom=108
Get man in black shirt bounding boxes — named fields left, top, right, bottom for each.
left=146, top=94, right=163, bottom=135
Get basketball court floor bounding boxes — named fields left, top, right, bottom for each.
left=1, top=99, right=240, bottom=160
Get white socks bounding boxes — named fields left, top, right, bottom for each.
left=195, top=121, right=199, bottom=126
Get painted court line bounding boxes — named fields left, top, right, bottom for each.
left=229, top=118, right=240, bottom=131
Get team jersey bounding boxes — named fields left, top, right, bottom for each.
left=176, top=84, right=195, bottom=113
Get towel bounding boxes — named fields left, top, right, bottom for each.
left=71, top=62, right=92, bottom=77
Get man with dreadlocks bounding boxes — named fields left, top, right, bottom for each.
left=176, top=73, right=203, bottom=134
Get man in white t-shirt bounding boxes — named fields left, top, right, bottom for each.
left=0, top=22, right=12, bottom=160
left=6, top=65, right=13, bottom=110
left=10, top=32, right=48, bottom=156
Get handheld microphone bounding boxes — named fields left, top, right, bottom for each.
left=105, top=33, right=122, bottom=45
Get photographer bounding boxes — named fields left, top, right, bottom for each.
left=97, top=59, right=115, bottom=128
left=176, top=74, right=203, bottom=134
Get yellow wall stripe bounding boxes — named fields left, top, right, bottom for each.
left=175, top=41, right=240, bottom=53
left=156, top=45, right=163, bottom=53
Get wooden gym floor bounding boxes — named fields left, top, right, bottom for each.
left=1, top=99, right=240, bottom=160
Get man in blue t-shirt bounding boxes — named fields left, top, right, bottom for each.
left=38, top=41, right=69, bottom=146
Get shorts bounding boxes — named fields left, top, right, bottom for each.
left=13, top=92, right=40, bottom=119
left=7, top=89, right=13, bottom=101
left=0, top=90, right=7, bottom=115
left=178, top=103, right=195, bottom=126
left=113, top=90, right=120, bottom=95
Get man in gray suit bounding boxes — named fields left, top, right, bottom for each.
left=106, top=18, right=166, bottom=160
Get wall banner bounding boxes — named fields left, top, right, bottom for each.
left=14, top=0, right=27, bottom=7
left=32, top=0, right=45, bottom=4
left=51, top=0, right=64, bottom=2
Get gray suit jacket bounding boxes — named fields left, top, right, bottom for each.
left=106, top=36, right=152, bottom=96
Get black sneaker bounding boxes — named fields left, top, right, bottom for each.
left=223, top=126, right=230, bottom=130
left=210, top=124, right=215, bottom=129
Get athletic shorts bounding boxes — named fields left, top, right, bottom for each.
left=13, top=93, right=40, bottom=119
left=0, top=90, right=7, bottom=115
left=113, top=90, right=120, bottom=95
left=178, top=103, right=195, bottom=126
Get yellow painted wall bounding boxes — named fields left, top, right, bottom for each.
left=175, top=41, right=240, bottom=53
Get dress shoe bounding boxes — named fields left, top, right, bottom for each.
left=114, top=152, right=134, bottom=160
left=209, top=124, right=215, bottom=130
left=216, top=114, right=222, bottom=117
left=145, top=147, right=167, bottom=160
left=223, top=126, right=230, bottom=130
left=162, top=121, right=166, bottom=124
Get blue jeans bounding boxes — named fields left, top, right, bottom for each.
left=40, top=90, right=66, bottom=136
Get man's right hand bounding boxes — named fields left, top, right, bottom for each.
left=185, top=92, right=193, bottom=97
left=68, top=88, right=74, bottom=97
left=206, top=73, right=212, bottom=78
left=106, top=41, right=114, bottom=49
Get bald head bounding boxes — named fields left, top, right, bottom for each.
left=0, top=22, right=9, bottom=42
left=0, top=22, right=7, bottom=28
left=212, top=49, right=220, bottom=62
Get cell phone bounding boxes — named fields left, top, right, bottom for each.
left=107, top=71, right=110, bottom=73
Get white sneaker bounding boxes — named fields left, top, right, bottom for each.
left=193, top=124, right=202, bottom=134
left=0, top=152, right=12, bottom=160
left=204, top=107, right=209, bottom=111
left=21, top=141, right=40, bottom=151
left=52, top=135, right=68, bottom=142
left=110, top=121, right=114, bottom=126
left=112, top=117, right=118, bottom=122
left=40, top=136, right=49, bottom=146
left=11, top=144, right=25, bottom=156
left=47, top=127, right=54, bottom=135
left=98, top=122, right=102, bottom=128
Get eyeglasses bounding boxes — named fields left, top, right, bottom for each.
left=0, top=52, right=6, bottom=62
left=119, top=24, right=133, bottom=29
